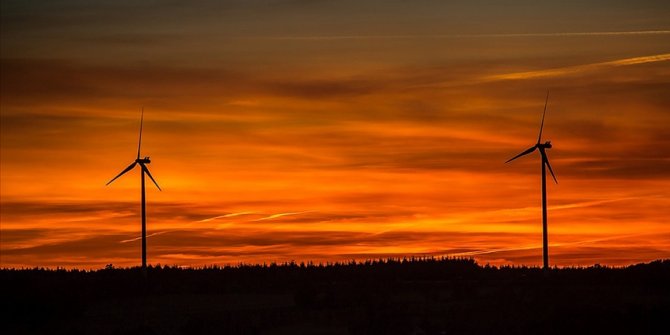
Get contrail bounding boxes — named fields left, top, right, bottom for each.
left=198, top=211, right=256, bottom=223
left=262, top=30, right=670, bottom=41
left=448, top=244, right=541, bottom=257
left=252, top=211, right=314, bottom=221
left=548, top=197, right=646, bottom=211
left=446, top=233, right=652, bottom=257
left=408, top=52, right=670, bottom=90
left=464, top=196, right=654, bottom=226
left=485, top=53, right=670, bottom=81
left=120, top=230, right=169, bottom=243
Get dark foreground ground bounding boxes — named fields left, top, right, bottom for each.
left=2, top=258, right=669, bottom=335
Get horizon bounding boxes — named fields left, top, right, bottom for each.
left=2, top=1, right=670, bottom=269
left=4, top=256, right=668, bottom=272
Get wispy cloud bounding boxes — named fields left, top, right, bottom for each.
left=445, top=233, right=657, bottom=258
left=263, top=30, right=670, bottom=41
left=485, top=53, right=670, bottom=81
left=3, top=1, right=669, bottom=269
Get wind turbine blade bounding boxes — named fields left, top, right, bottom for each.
left=137, top=107, right=144, bottom=160
left=141, top=163, right=162, bottom=191
left=505, top=146, right=537, bottom=163
left=537, top=90, right=549, bottom=144
left=542, top=153, right=558, bottom=184
left=106, top=162, right=137, bottom=185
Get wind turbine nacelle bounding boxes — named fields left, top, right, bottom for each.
left=543, top=141, right=552, bottom=148
left=138, top=157, right=151, bottom=163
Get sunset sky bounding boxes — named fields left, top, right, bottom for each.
left=1, top=0, right=669, bottom=269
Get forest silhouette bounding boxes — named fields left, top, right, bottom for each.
left=2, top=257, right=668, bottom=334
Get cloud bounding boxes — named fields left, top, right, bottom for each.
left=0, top=57, right=391, bottom=99
left=562, top=158, right=670, bottom=179
left=4, top=222, right=668, bottom=268
left=442, top=233, right=670, bottom=265
left=3, top=1, right=670, bottom=269
left=0, top=228, right=55, bottom=244
left=1, top=228, right=527, bottom=263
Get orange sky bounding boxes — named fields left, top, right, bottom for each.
left=1, top=1, right=669, bottom=269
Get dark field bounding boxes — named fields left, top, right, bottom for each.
left=2, top=258, right=669, bottom=335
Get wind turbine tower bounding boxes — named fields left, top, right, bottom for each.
left=107, top=108, right=161, bottom=270
left=506, top=91, right=558, bottom=270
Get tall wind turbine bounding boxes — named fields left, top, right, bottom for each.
left=506, top=91, right=558, bottom=270
left=106, top=108, right=161, bottom=270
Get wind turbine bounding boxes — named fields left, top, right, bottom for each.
left=506, top=91, right=557, bottom=270
left=106, top=108, right=161, bottom=271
